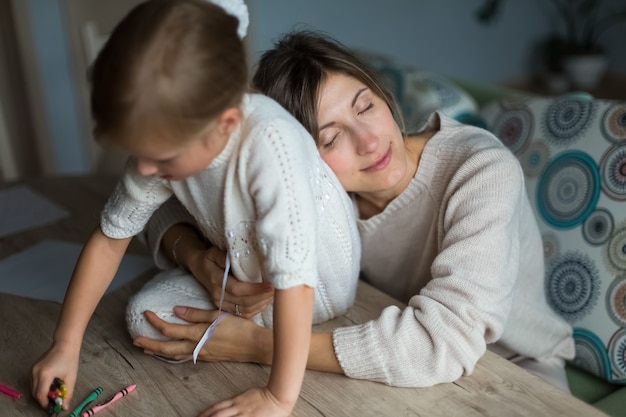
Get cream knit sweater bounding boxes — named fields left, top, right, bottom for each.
left=102, top=94, right=361, bottom=326
left=332, top=113, right=574, bottom=387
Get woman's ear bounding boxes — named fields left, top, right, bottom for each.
left=217, top=107, right=242, bottom=137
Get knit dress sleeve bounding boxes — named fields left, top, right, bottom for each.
left=332, top=130, right=527, bottom=387
left=236, top=116, right=321, bottom=290
left=101, top=158, right=173, bottom=239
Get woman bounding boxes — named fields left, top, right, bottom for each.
left=130, top=30, right=574, bottom=391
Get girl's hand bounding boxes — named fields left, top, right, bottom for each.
left=198, top=387, right=293, bottom=417
left=188, top=246, right=274, bottom=318
left=31, top=344, right=79, bottom=411
left=132, top=307, right=272, bottom=364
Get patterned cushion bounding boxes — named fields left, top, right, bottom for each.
left=355, top=50, right=483, bottom=132
left=480, top=92, right=626, bottom=384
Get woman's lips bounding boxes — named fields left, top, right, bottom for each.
left=363, top=147, right=391, bottom=172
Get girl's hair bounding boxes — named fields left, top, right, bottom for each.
left=252, top=30, right=403, bottom=142
left=90, top=0, right=247, bottom=147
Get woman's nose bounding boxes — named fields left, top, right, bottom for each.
left=355, top=126, right=378, bottom=155
left=135, top=159, right=159, bottom=176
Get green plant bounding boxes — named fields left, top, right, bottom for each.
left=476, top=0, right=626, bottom=55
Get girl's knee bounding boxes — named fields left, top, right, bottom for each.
left=125, top=269, right=213, bottom=340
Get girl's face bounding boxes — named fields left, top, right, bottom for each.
left=316, top=72, right=411, bottom=198
left=125, top=108, right=240, bottom=181
left=132, top=132, right=224, bottom=181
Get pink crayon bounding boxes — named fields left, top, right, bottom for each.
left=80, top=384, right=136, bottom=417
left=0, top=383, right=21, bottom=399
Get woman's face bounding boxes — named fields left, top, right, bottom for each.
left=316, top=72, right=410, bottom=196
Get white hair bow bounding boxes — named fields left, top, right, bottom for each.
left=207, top=0, right=249, bottom=39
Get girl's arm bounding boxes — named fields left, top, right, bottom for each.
left=55, top=226, right=131, bottom=345
left=267, top=285, right=314, bottom=407
left=32, top=226, right=131, bottom=409
left=197, top=285, right=316, bottom=417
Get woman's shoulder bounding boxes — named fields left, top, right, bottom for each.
left=415, top=113, right=523, bottom=188
left=431, top=113, right=516, bottom=161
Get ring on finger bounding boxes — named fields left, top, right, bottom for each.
left=234, top=304, right=241, bottom=316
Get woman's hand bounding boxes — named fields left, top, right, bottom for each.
left=132, top=307, right=273, bottom=364
left=164, top=223, right=274, bottom=318
left=133, top=306, right=344, bottom=374
left=186, top=246, right=275, bottom=318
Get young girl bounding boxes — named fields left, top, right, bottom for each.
left=31, top=2, right=360, bottom=416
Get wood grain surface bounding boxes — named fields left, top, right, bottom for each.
left=0, top=176, right=607, bottom=416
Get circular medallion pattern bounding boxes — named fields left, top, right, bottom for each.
left=582, top=208, right=614, bottom=246
left=608, top=329, right=626, bottom=379
left=602, top=103, right=626, bottom=143
left=546, top=251, right=600, bottom=322
left=543, top=97, right=595, bottom=146
left=492, top=107, right=532, bottom=156
left=604, top=222, right=626, bottom=274
left=536, top=151, right=600, bottom=229
left=606, top=276, right=626, bottom=327
left=572, top=328, right=611, bottom=381
left=599, top=144, right=626, bottom=201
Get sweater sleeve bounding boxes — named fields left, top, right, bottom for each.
left=101, top=158, right=173, bottom=239
left=333, top=138, right=526, bottom=387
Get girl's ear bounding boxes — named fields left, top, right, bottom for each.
left=217, top=107, right=242, bottom=137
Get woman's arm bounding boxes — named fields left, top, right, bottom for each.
left=145, top=202, right=274, bottom=317
left=134, top=132, right=530, bottom=388
left=132, top=306, right=343, bottom=373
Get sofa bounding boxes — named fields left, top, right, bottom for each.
left=358, top=50, right=626, bottom=417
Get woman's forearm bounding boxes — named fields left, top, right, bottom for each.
left=135, top=306, right=345, bottom=373
left=255, top=323, right=343, bottom=374
left=161, top=223, right=209, bottom=271
left=308, top=332, right=343, bottom=373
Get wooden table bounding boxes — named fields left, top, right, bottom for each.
left=0, top=175, right=607, bottom=417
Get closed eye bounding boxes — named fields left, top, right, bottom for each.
left=323, top=133, right=339, bottom=149
left=358, top=103, right=374, bottom=115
